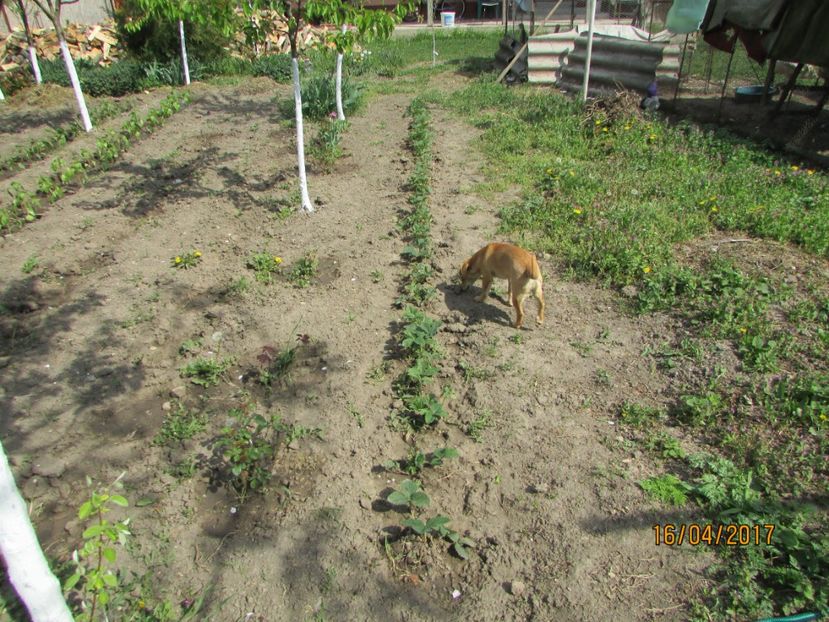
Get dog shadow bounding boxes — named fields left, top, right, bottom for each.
left=438, top=281, right=514, bottom=327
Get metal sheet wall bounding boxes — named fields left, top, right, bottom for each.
left=528, top=26, right=682, bottom=97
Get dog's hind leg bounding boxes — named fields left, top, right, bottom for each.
left=535, top=281, right=545, bottom=325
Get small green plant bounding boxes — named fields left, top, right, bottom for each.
left=178, top=338, right=203, bottom=355
left=64, top=475, right=131, bottom=622
left=247, top=251, right=283, bottom=283
left=223, top=276, right=250, bottom=298
left=366, top=360, right=390, bottom=382
left=215, top=403, right=284, bottom=500
left=509, top=333, right=523, bottom=345
left=180, top=356, right=233, bottom=387
left=370, top=270, right=383, bottom=283
left=309, top=118, right=349, bottom=170
left=402, top=515, right=474, bottom=560
left=257, top=336, right=306, bottom=386
left=288, top=252, right=318, bottom=288
left=400, top=306, right=441, bottom=358
left=154, top=402, right=206, bottom=445
left=347, top=402, right=364, bottom=427
left=640, top=474, right=689, bottom=506
left=466, top=410, right=492, bottom=442
left=459, top=360, right=492, bottom=383
left=387, top=478, right=430, bottom=511
left=619, top=401, right=665, bottom=427
left=171, top=249, right=202, bottom=269
left=403, top=393, right=446, bottom=426
left=385, top=447, right=458, bottom=475
left=21, top=254, right=39, bottom=274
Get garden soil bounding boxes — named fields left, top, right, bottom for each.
left=1, top=75, right=721, bottom=621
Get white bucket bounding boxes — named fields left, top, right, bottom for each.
left=441, top=11, right=455, bottom=27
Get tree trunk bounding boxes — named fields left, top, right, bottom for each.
left=291, top=56, right=314, bottom=213
left=58, top=36, right=92, bottom=131
left=17, top=0, right=42, bottom=84
left=335, top=24, right=346, bottom=121
left=29, top=46, right=43, bottom=84
left=0, top=439, right=74, bottom=622
left=0, top=86, right=5, bottom=100
left=178, top=19, right=191, bottom=85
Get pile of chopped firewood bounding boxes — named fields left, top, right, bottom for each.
left=227, top=8, right=337, bottom=58
left=1, top=20, right=122, bottom=72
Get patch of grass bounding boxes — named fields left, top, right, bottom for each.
left=640, top=473, right=689, bottom=506
left=154, top=402, right=206, bottom=446
left=21, top=254, right=39, bottom=274
left=288, top=253, right=318, bottom=288
left=180, top=356, right=233, bottom=388
left=466, top=410, right=492, bottom=442
left=247, top=251, right=283, bottom=284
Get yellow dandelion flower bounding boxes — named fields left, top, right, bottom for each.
left=194, top=250, right=202, bottom=257
left=643, top=266, right=652, bottom=274
left=774, top=170, right=782, bottom=176
left=175, top=256, right=182, bottom=263
left=649, top=133, right=657, bottom=140
left=569, top=170, right=575, bottom=176
left=595, top=120, right=601, bottom=125
left=820, top=413, right=827, bottom=421
left=573, top=208, right=582, bottom=215
left=602, top=127, right=609, bottom=133
left=710, top=206, right=719, bottom=213
left=739, top=327, right=747, bottom=334
left=791, top=165, right=799, bottom=171
left=624, top=125, right=631, bottom=130
left=807, top=169, right=815, bottom=175
left=273, top=256, right=283, bottom=264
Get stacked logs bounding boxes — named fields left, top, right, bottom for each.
left=1, top=21, right=122, bottom=72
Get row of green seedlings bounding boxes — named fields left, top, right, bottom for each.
left=1, top=91, right=190, bottom=233
left=0, top=100, right=132, bottom=176
left=384, top=98, right=473, bottom=561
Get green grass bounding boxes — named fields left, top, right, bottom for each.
left=434, top=64, right=828, bottom=620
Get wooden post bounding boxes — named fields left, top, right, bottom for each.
left=427, top=0, right=433, bottom=27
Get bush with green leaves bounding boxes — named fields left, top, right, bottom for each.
left=215, top=403, right=284, bottom=500
left=65, top=477, right=131, bottom=622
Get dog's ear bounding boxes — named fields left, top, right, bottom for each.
left=459, top=259, right=470, bottom=276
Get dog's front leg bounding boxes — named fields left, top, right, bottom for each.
left=476, top=275, right=493, bottom=302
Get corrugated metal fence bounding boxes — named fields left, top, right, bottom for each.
left=528, top=24, right=682, bottom=96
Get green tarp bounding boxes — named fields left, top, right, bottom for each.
left=763, top=0, right=829, bottom=66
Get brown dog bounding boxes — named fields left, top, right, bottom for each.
left=459, top=242, right=545, bottom=328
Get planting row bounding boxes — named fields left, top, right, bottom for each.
left=380, top=97, right=473, bottom=566
left=1, top=90, right=190, bottom=233
left=1, top=100, right=133, bottom=176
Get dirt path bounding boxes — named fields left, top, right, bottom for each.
left=2, top=77, right=714, bottom=621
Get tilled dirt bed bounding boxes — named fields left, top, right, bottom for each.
left=1, top=76, right=713, bottom=621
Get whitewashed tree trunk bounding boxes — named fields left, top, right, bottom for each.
left=0, top=86, right=5, bottom=101
left=335, top=24, right=346, bottom=121
left=0, top=440, right=74, bottom=622
left=178, top=19, right=191, bottom=86
left=59, top=38, right=92, bottom=132
left=291, top=57, right=314, bottom=213
left=29, top=45, right=43, bottom=84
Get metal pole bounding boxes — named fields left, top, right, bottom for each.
left=581, top=0, right=596, bottom=102
left=673, top=33, right=689, bottom=103
left=717, top=37, right=737, bottom=120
